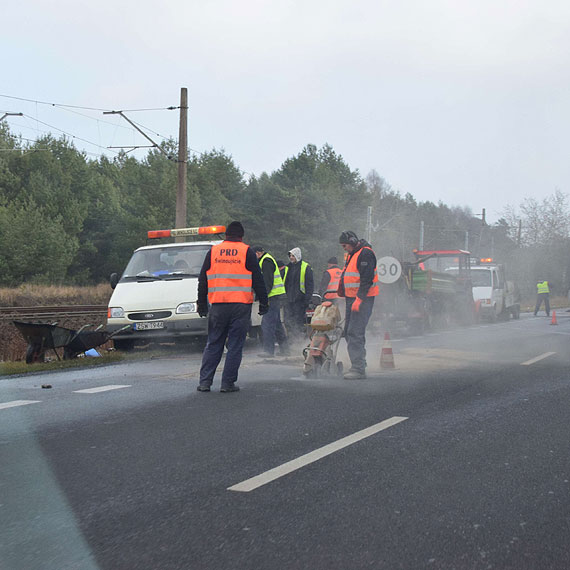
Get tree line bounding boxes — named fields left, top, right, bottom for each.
left=0, top=122, right=568, bottom=299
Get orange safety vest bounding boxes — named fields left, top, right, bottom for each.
left=207, top=241, right=254, bottom=304
left=342, top=247, right=379, bottom=298
left=324, top=267, right=342, bottom=299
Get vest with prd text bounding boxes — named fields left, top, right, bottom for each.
left=207, top=241, right=253, bottom=304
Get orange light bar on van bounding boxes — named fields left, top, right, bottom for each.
left=480, top=257, right=493, bottom=263
left=198, top=225, right=225, bottom=235
left=147, top=229, right=172, bottom=239
left=147, top=226, right=226, bottom=239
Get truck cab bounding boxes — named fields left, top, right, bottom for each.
left=106, top=225, right=224, bottom=350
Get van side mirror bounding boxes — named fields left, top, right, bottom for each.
left=110, top=273, right=119, bottom=289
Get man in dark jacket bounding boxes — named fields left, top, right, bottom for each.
left=283, top=247, right=314, bottom=340
left=196, top=221, right=268, bottom=392
left=338, top=231, right=379, bottom=379
left=253, top=246, right=290, bottom=357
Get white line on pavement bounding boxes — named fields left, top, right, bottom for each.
left=228, top=416, right=408, bottom=493
left=521, top=352, right=556, bottom=366
left=73, top=385, right=131, bottom=394
left=0, top=400, right=41, bottom=410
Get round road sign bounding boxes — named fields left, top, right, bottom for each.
left=377, top=256, right=402, bottom=284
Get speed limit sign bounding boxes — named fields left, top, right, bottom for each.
left=376, top=256, right=402, bottom=284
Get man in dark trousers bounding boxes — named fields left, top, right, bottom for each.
left=196, top=221, right=268, bottom=392
left=283, top=247, right=314, bottom=340
left=338, top=231, right=379, bottom=379
left=534, top=279, right=550, bottom=316
left=253, top=246, right=290, bottom=357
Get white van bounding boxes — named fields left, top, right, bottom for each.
left=470, top=262, right=520, bottom=321
left=106, top=226, right=224, bottom=350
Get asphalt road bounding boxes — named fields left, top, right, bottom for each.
left=1, top=312, right=570, bottom=569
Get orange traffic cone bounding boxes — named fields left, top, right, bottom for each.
left=550, top=311, right=558, bottom=325
left=380, top=332, right=395, bottom=369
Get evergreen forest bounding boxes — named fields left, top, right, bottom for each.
left=1, top=122, right=568, bottom=299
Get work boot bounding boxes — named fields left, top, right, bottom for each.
left=197, top=385, right=211, bottom=392
left=220, top=384, right=240, bottom=393
left=343, top=369, right=366, bottom=380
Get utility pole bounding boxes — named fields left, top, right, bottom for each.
left=366, top=206, right=372, bottom=243
left=464, top=231, right=469, bottom=250
left=517, top=219, right=522, bottom=246
left=175, top=87, right=188, bottom=233
left=419, top=221, right=424, bottom=250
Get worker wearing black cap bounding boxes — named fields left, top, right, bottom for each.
left=319, top=256, right=342, bottom=301
left=338, top=231, right=379, bottom=379
left=253, top=245, right=290, bottom=357
left=196, top=221, right=268, bottom=392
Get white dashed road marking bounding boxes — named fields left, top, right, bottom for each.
left=521, top=352, right=556, bottom=366
left=228, top=416, right=408, bottom=492
left=0, top=400, right=41, bottom=410
left=73, top=385, right=131, bottom=394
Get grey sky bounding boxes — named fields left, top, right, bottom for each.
left=2, top=0, right=569, bottom=223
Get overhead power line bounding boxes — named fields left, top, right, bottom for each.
left=0, top=93, right=179, bottom=113
left=20, top=113, right=119, bottom=155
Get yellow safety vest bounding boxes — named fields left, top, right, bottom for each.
left=537, top=281, right=550, bottom=294
left=259, top=253, right=285, bottom=298
left=283, top=261, right=308, bottom=294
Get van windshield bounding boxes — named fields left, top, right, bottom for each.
left=471, top=268, right=492, bottom=287
left=121, top=245, right=211, bottom=281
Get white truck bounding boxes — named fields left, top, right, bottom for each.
left=470, top=259, right=520, bottom=321
left=106, top=225, right=225, bottom=350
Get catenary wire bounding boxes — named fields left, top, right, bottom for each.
left=0, top=93, right=178, bottom=113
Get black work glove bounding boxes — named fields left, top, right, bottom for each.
left=197, top=303, right=208, bottom=318
left=258, top=303, right=269, bottom=316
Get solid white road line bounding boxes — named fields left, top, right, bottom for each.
left=521, top=352, right=556, bottom=366
left=228, top=416, right=408, bottom=493
left=73, top=385, right=131, bottom=394
left=0, top=400, right=41, bottom=410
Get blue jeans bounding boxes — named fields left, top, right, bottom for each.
left=344, top=297, right=375, bottom=372
left=199, top=303, right=251, bottom=387
left=261, top=296, right=289, bottom=355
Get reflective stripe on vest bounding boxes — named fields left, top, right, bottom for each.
left=283, top=261, right=308, bottom=294
left=341, top=247, right=379, bottom=297
left=207, top=241, right=253, bottom=304
left=260, top=253, right=285, bottom=298
left=537, top=281, right=550, bottom=294
left=324, top=267, right=341, bottom=299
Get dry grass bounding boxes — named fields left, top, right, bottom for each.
left=0, top=283, right=112, bottom=307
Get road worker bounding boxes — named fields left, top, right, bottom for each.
left=319, top=256, right=342, bottom=301
left=338, top=231, right=379, bottom=379
left=196, top=221, right=268, bottom=392
left=534, top=279, right=550, bottom=317
left=283, top=247, right=314, bottom=340
left=253, top=246, right=290, bottom=357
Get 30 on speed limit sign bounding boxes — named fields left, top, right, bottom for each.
left=377, top=256, right=402, bottom=284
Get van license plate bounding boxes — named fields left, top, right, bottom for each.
left=135, top=321, right=165, bottom=331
